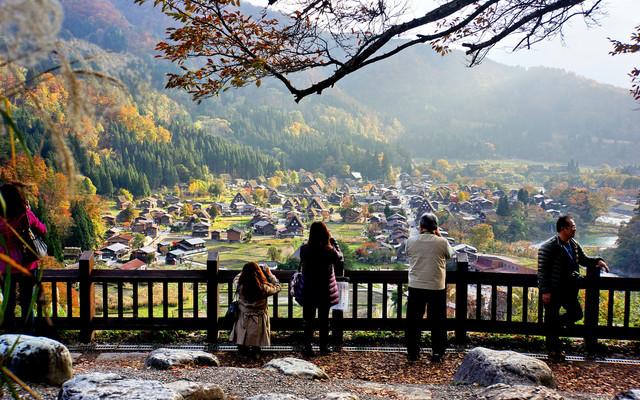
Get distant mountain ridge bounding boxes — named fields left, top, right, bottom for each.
left=61, top=0, right=640, bottom=167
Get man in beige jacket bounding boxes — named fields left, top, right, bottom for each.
left=405, top=213, right=455, bottom=362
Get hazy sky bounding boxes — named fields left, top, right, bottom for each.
left=486, top=0, right=639, bottom=89
left=248, top=0, right=638, bottom=89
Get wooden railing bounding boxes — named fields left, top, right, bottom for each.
left=35, top=251, right=640, bottom=352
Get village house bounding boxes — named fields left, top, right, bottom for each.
left=328, top=192, right=345, bottom=206
left=341, top=207, right=364, bottom=223
left=244, top=180, right=259, bottom=193
left=279, top=215, right=304, bottom=237
left=102, top=215, right=116, bottom=227
left=165, top=195, right=181, bottom=204
left=115, top=258, right=147, bottom=271
left=157, top=242, right=172, bottom=255
left=231, top=192, right=252, bottom=207
left=139, top=198, right=158, bottom=209
left=470, top=254, right=536, bottom=274
left=100, top=243, right=130, bottom=260
left=220, top=174, right=233, bottom=185
left=307, top=197, right=328, bottom=213
left=132, top=219, right=154, bottom=234
left=211, top=230, right=223, bottom=241
left=269, top=191, right=286, bottom=205
left=254, top=220, right=277, bottom=236
left=227, top=227, right=244, bottom=242
left=176, top=238, right=207, bottom=252
left=104, top=227, right=122, bottom=239
left=166, top=249, right=185, bottom=265
left=155, top=212, right=174, bottom=226
left=107, top=234, right=134, bottom=246
left=283, top=198, right=301, bottom=211
left=132, top=246, right=157, bottom=262
left=63, top=247, right=83, bottom=262
left=167, top=203, right=183, bottom=215
left=192, top=222, right=211, bottom=238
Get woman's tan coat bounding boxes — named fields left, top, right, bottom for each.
left=230, top=273, right=281, bottom=347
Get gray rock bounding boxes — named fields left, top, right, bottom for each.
left=58, top=372, right=181, bottom=400
left=165, top=380, right=227, bottom=400
left=263, top=357, right=329, bottom=380
left=245, top=395, right=307, bottom=400
left=0, top=334, right=73, bottom=385
left=615, top=390, right=640, bottom=400
left=310, top=393, right=359, bottom=400
left=473, top=383, right=566, bottom=400
left=453, top=347, right=555, bottom=388
left=144, top=348, right=219, bottom=370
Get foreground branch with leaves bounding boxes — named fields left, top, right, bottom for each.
left=136, top=0, right=604, bottom=102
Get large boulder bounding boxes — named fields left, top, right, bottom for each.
left=452, top=347, right=555, bottom=388
left=144, top=348, right=219, bottom=370
left=0, top=334, right=73, bottom=385
left=615, top=390, right=640, bottom=400
left=263, top=357, right=329, bottom=380
left=474, top=383, right=566, bottom=400
left=58, top=373, right=181, bottom=400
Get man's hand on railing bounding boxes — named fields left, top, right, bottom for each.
left=598, top=260, right=610, bottom=273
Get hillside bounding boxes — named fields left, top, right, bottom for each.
left=56, top=0, right=640, bottom=169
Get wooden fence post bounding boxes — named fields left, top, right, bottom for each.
left=455, top=253, right=469, bottom=345
left=207, top=251, right=219, bottom=344
left=584, top=265, right=601, bottom=355
left=79, top=251, right=95, bottom=343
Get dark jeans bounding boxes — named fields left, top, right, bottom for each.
left=543, top=287, right=583, bottom=353
left=406, top=287, right=447, bottom=358
left=1, top=273, right=36, bottom=334
left=303, top=302, right=331, bottom=351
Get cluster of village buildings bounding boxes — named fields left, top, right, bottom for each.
left=80, top=171, right=570, bottom=274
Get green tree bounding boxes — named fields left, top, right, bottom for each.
left=122, top=203, right=138, bottom=222
left=496, top=195, right=510, bottom=216
left=132, top=234, right=146, bottom=249
left=469, top=223, right=495, bottom=251
left=337, top=239, right=356, bottom=271
left=118, top=188, right=133, bottom=202
left=267, top=246, right=282, bottom=262
left=68, top=201, right=96, bottom=251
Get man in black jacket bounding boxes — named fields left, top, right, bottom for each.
left=537, top=215, right=609, bottom=361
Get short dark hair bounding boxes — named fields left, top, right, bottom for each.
left=556, top=215, right=572, bottom=232
left=419, top=213, right=438, bottom=232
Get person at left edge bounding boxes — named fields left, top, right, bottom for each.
left=0, top=182, right=47, bottom=334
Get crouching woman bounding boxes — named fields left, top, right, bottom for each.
left=230, top=262, right=281, bottom=358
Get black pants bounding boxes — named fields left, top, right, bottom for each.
left=406, top=287, right=447, bottom=358
left=543, top=287, right=583, bottom=353
left=303, top=302, right=331, bottom=350
left=1, top=273, right=36, bottom=334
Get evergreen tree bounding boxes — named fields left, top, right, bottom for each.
left=496, top=195, right=510, bottom=216
left=68, top=201, right=96, bottom=251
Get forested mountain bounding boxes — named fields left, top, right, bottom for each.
left=30, top=0, right=640, bottom=189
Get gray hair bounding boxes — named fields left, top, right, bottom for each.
left=419, top=213, right=438, bottom=232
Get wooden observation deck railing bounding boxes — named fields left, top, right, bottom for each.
left=36, top=251, right=640, bottom=352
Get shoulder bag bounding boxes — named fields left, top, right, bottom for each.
left=222, top=292, right=240, bottom=330
left=290, top=263, right=304, bottom=305
left=22, top=214, right=47, bottom=265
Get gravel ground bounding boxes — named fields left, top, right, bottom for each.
left=2, top=350, right=625, bottom=400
